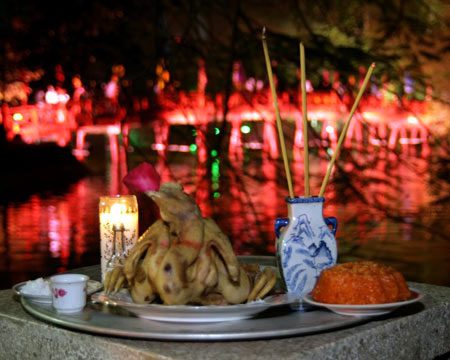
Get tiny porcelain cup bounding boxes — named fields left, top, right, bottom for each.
left=50, top=274, right=89, bottom=314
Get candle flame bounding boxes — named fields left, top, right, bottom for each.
left=110, top=203, right=127, bottom=227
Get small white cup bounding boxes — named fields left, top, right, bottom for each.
left=50, top=274, right=89, bottom=314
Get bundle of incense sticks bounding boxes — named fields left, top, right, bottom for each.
left=261, top=28, right=375, bottom=198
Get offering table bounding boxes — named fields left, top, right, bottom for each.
left=1, top=264, right=449, bottom=360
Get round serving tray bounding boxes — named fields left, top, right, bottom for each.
left=21, top=297, right=368, bottom=341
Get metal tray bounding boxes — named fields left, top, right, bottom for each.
left=21, top=297, right=368, bottom=341
left=20, top=256, right=368, bottom=341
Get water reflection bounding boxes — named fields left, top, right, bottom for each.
left=0, top=144, right=449, bottom=290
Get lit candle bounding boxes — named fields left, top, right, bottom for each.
left=99, top=195, right=138, bottom=281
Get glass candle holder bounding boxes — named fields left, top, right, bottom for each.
left=99, top=195, right=138, bottom=281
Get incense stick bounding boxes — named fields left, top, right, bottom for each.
left=319, top=63, right=376, bottom=197
left=261, top=28, right=295, bottom=198
left=300, top=42, right=310, bottom=197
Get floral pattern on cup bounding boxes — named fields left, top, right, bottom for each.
left=50, top=273, right=89, bottom=314
left=53, top=288, right=67, bottom=299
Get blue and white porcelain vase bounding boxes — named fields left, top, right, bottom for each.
left=275, top=197, right=338, bottom=298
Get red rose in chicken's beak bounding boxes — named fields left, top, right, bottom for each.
left=123, top=162, right=161, bottom=194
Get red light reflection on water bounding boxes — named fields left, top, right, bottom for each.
left=0, top=146, right=449, bottom=289
left=1, top=178, right=104, bottom=288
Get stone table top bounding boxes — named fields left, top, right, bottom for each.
left=1, top=265, right=449, bottom=360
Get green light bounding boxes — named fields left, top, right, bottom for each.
left=192, top=129, right=197, bottom=137
left=211, top=159, right=220, bottom=191
left=241, top=125, right=251, bottom=134
left=129, top=132, right=141, bottom=146
left=211, top=161, right=220, bottom=178
left=211, top=149, right=218, bottom=157
left=213, top=192, right=221, bottom=198
left=189, top=144, right=197, bottom=152
left=214, top=127, right=220, bottom=135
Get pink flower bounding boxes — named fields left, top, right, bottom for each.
left=53, top=288, right=67, bottom=298
left=123, top=162, right=161, bottom=194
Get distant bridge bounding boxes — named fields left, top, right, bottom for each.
left=1, top=91, right=431, bottom=162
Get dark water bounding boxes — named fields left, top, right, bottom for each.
left=1, top=135, right=449, bottom=290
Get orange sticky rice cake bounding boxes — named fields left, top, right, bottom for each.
left=311, top=261, right=412, bottom=304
